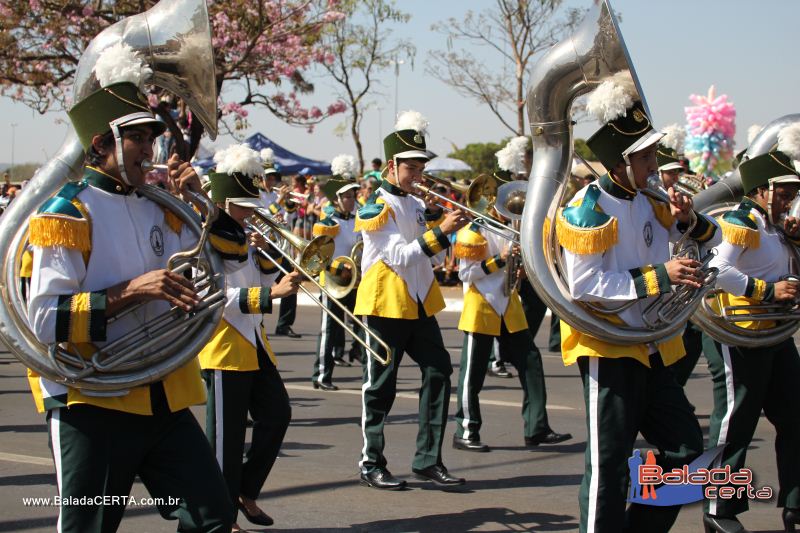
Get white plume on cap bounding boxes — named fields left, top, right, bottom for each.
left=394, top=110, right=429, bottom=135
left=93, top=43, right=153, bottom=91
left=661, top=124, right=685, bottom=153
left=495, top=136, right=529, bottom=174
left=214, top=144, right=264, bottom=177
left=586, top=71, right=637, bottom=124
left=777, top=123, right=800, bottom=162
left=331, top=154, right=358, bottom=179
left=260, top=148, right=274, bottom=165
left=747, top=124, right=763, bottom=145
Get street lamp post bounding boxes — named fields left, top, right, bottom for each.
left=10, top=122, right=18, bottom=182
left=392, top=58, right=404, bottom=119
left=376, top=106, right=383, bottom=158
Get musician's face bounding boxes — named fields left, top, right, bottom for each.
left=389, top=158, right=426, bottom=193
left=338, top=190, right=356, bottom=212
left=227, top=202, right=254, bottom=227
left=627, top=144, right=658, bottom=189
left=660, top=169, right=681, bottom=190
left=93, top=125, right=156, bottom=187
left=772, top=183, right=800, bottom=218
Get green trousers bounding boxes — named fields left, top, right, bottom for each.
left=202, top=342, right=291, bottom=519
left=577, top=355, right=703, bottom=533
left=668, top=322, right=704, bottom=387
left=358, top=310, right=453, bottom=473
left=47, top=383, right=233, bottom=533
left=455, top=321, right=551, bottom=441
left=313, top=291, right=360, bottom=384
left=703, top=336, right=800, bottom=517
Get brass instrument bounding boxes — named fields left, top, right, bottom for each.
left=495, top=181, right=527, bottom=296
left=691, top=120, right=800, bottom=347
left=520, top=0, right=716, bottom=345
left=350, top=240, right=364, bottom=286
left=246, top=210, right=392, bottom=365
left=0, top=0, right=224, bottom=393
left=413, top=173, right=521, bottom=244
left=674, top=173, right=706, bottom=196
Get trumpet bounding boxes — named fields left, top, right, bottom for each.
left=495, top=181, right=527, bottom=296
left=413, top=173, right=520, bottom=244
left=246, top=210, right=391, bottom=365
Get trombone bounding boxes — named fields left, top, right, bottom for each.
left=413, top=173, right=521, bottom=244
left=246, top=209, right=392, bottom=366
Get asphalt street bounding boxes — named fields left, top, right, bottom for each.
left=0, top=290, right=790, bottom=532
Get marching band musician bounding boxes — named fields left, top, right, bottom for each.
left=452, top=137, right=570, bottom=452
left=257, top=147, right=295, bottom=221
left=655, top=130, right=705, bottom=386
left=702, top=133, right=800, bottom=533
left=26, top=45, right=240, bottom=532
left=557, top=78, right=716, bottom=533
left=310, top=154, right=362, bottom=389
left=198, top=145, right=301, bottom=532
left=354, top=110, right=468, bottom=490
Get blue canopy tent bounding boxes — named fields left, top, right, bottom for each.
left=194, top=132, right=332, bottom=175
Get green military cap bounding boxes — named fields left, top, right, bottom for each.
left=740, top=150, right=800, bottom=194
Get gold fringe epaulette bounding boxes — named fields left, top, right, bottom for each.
left=646, top=195, right=674, bottom=229
left=555, top=209, right=618, bottom=255
left=719, top=216, right=759, bottom=249
left=355, top=200, right=392, bottom=232
left=161, top=208, right=183, bottom=234
left=453, top=225, right=488, bottom=259
left=28, top=214, right=91, bottom=252
left=312, top=221, right=340, bottom=237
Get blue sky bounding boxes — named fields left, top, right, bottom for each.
left=2, top=0, right=799, bottom=165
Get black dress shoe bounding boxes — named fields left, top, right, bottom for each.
left=784, top=507, right=800, bottom=532
left=487, top=363, right=513, bottom=378
left=333, top=357, right=352, bottom=367
left=412, top=464, right=465, bottom=486
left=312, top=381, right=339, bottom=391
left=359, top=468, right=407, bottom=490
left=275, top=327, right=301, bottom=338
left=525, top=431, right=572, bottom=447
left=452, top=435, right=490, bottom=452
left=237, top=501, right=274, bottom=526
left=702, top=513, right=748, bottom=533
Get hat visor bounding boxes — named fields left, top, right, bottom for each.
left=113, top=112, right=167, bottom=137
left=336, top=182, right=360, bottom=195
left=624, top=130, right=665, bottom=157
left=394, top=150, right=433, bottom=161
left=770, top=175, right=800, bottom=185
left=659, top=162, right=684, bottom=172
left=227, top=197, right=262, bottom=209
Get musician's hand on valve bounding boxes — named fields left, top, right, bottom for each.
left=773, top=280, right=799, bottom=303
left=784, top=216, right=800, bottom=238
left=665, top=258, right=702, bottom=288
left=167, top=154, right=210, bottom=216
left=107, top=269, right=199, bottom=315
left=249, top=231, right=270, bottom=250
left=499, top=244, right=511, bottom=261
left=668, top=186, right=693, bottom=224
left=440, top=208, right=469, bottom=235
left=271, top=271, right=303, bottom=299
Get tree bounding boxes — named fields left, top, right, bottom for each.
left=426, top=0, right=582, bottom=137
left=448, top=140, right=506, bottom=177
left=0, top=0, right=347, bottom=156
left=574, top=138, right=597, bottom=162
left=320, top=0, right=413, bottom=174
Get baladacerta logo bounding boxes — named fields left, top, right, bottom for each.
left=627, top=446, right=773, bottom=506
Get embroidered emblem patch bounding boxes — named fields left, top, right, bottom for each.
left=643, top=221, right=653, bottom=247
left=150, top=225, right=164, bottom=256
left=416, top=208, right=425, bottom=226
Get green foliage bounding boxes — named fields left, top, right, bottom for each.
left=574, top=138, right=597, bottom=161
left=447, top=141, right=505, bottom=177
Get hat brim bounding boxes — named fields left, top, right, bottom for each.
left=394, top=150, right=433, bottom=161
left=624, top=130, right=664, bottom=157
left=336, top=182, right=360, bottom=195
left=770, top=176, right=800, bottom=185
left=659, top=162, right=684, bottom=172
left=113, top=112, right=167, bottom=137
left=226, top=197, right=262, bottom=208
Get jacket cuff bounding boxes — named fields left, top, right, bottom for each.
left=55, top=290, right=107, bottom=343
left=630, top=263, right=671, bottom=299
left=744, top=277, right=774, bottom=302
left=238, top=287, right=273, bottom=314
left=417, top=226, right=451, bottom=257
left=481, top=254, right=506, bottom=274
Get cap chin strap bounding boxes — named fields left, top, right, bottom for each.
left=621, top=154, right=638, bottom=190
left=767, top=182, right=777, bottom=225
left=109, top=122, right=132, bottom=187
